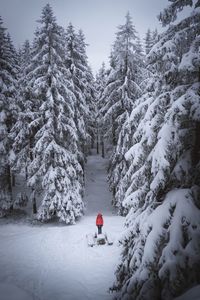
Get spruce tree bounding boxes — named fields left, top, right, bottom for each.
left=77, top=30, right=96, bottom=151
left=65, top=24, right=93, bottom=163
left=0, top=17, right=18, bottom=216
left=11, top=40, right=32, bottom=173
left=113, top=1, right=200, bottom=299
left=24, top=4, right=84, bottom=223
left=10, top=40, right=38, bottom=212
left=100, top=12, right=145, bottom=207
left=144, top=28, right=152, bottom=55
left=95, top=62, right=108, bottom=157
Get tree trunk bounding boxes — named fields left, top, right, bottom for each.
left=30, top=187, right=37, bottom=214
left=80, top=159, right=85, bottom=183
left=192, top=121, right=200, bottom=206
left=12, top=172, right=15, bottom=187
left=29, top=136, right=34, bottom=161
left=101, top=136, right=105, bottom=158
left=32, top=191, right=37, bottom=214
left=112, top=116, right=117, bottom=146
left=97, top=139, right=99, bottom=154
left=96, top=127, right=99, bottom=154
left=91, top=135, right=95, bottom=149
left=7, top=165, right=13, bottom=211
left=192, top=122, right=200, bottom=166
left=25, top=165, right=28, bottom=180
left=10, top=204, right=13, bottom=212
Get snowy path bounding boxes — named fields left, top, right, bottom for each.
left=84, top=151, right=115, bottom=216
left=0, top=153, right=124, bottom=300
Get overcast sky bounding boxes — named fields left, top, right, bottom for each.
left=0, top=0, right=183, bottom=73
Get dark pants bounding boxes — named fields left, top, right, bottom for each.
left=97, top=225, right=102, bottom=234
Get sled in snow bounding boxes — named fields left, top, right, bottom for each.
left=105, top=233, right=114, bottom=245
left=86, top=232, right=114, bottom=246
left=86, top=233, right=95, bottom=247
left=96, top=233, right=106, bottom=245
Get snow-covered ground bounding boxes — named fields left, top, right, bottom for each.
left=175, top=285, right=200, bottom=300
left=0, top=152, right=124, bottom=300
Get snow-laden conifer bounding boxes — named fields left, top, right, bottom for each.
left=144, top=28, right=152, bottom=55
left=0, top=17, right=19, bottom=215
left=100, top=12, right=144, bottom=146
left=10, top=40, right=33, bottom=173
left=100, top=13, right=146, bottom=207
left=77, top=30, right=96, bottom=151
left=113, top=1, right=200, bottom=298
left=25, top=4, right=84, bottom=223
left=144, top=28, right=158, bottom=55
left=65, top=24, right=93, bottom=163
left=9, top=39, right=39, bottom=213
left=95, top=63, right=109, bottom=157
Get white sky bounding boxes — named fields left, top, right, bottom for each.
left=0, top=0, right=190, bottom=73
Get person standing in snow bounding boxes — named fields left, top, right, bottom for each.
left=96, top=213, right=104, bottom=234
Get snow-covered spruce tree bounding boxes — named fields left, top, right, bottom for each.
left=144, top=28, right=159, bottom=55
left=144, top=28, right=152, bottom=55
left=100, top=12, right=143, bottom=145
left=5, top=33, right=21, bottom=188
left=113, top=45, right=161, bottom=214
left=11, top=39, right=44, bottom=214
left=77, top=29, right=96, bottom=152
left=0, top=17, right=19, bottom=216
left=10, top=40, right=32, bottom=174
left=95, top=63, right=108, bottom=101
left=95, top=62, right=109, bottom=157
left=112, top=44, right=160, bottom=214
left=99, top=12, right=146, bottom=207
left=9, top=40, right=39, bottom=213
left=113, top=78, right=157, bottom=215
left=114, top=28, right=162, bottom=214
left=152, top=28, right=159, bottom=45
left=26, top=4, right=84, bottom=224
left=113, top=1, right=200, bottom=299
left=65, top=24, right=93, bottom=164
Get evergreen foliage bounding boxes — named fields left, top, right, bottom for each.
left=1, top=3, right=97, bottom=223
left=65, top=24, right=94, bottom=161
left=144, top=28, right=158, bottom=55
left=95, top=63, right=109, bottom=157
left=0, top=17, right=18, bottom=215
left=113, top=1, right=200, bottom=298
left=26, top=4, right=85, bottom=223
left=99, top=12, right=146, bottom=209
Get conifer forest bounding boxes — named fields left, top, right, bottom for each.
left=0, top=1, right=200, bottom=300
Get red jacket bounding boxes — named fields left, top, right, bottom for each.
left=96, top=213, right=104, bottom=226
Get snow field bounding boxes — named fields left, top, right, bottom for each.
left=0, top=153, right=125, bottom=300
